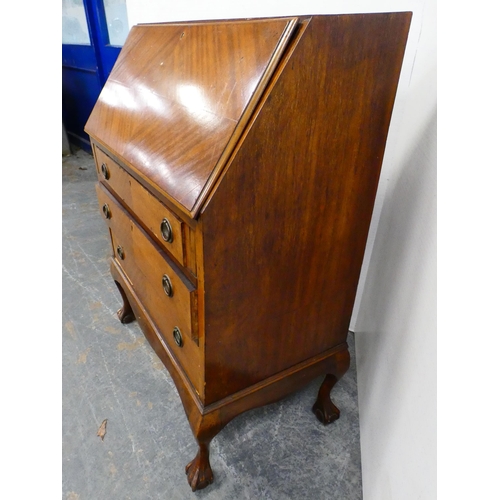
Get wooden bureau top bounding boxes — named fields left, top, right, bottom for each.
left=85, top=17, right=298, bottom=218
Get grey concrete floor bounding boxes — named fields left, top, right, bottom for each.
left=62, top=148, right=363, bottom=500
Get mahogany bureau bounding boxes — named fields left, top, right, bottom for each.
left=85, top=13, right=411, bottom=491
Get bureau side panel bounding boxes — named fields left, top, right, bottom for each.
left=202, top=13, right=412, bottom=404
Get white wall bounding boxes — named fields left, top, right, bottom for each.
left=125, top=2, right=436, bottom=499
left=353, top=1, right=436, bottom=498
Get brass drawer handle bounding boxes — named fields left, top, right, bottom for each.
left=173, top=327, right=183, bottom=347
left=162, top=274, right=173, bottom=297
left=116, top=245, right=125, bottom=260
left=160, top=218, right=173, bottom=243
left=101, top=162, right=110, bottom=180
left=102, top=203, right=111, bottom=219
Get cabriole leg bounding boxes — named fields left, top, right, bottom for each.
left=312, top=374, right=341, bottom=424
left=312, top=348, right=350, bottom=424
left=185, top=440, right=214, bottom=491
left=114, top=280, right=135, bottom=324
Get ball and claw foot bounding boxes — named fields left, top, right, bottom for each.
left=312, top=374, right=341, bottom=425
left=117, top=306, right=135, bottom=324
left=185, top=445, right=214, bottom=491
left=114, top=280, right=136, bottom=324
left=312, top=397, right=340, bottom=424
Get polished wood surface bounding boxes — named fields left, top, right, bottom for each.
left=89, top=13, right=412, bottom=491
left=93, top=144, right=187, bottom=268
left=85, top=18, right=298, bottom=216
left=110, top=258, right=350, bottom=490
left=96, top=183, right=204, bottom=396
left=202, top=13, right=412, bottom=404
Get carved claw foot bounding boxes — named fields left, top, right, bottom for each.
left=185, top=444, right=214, bottom=491
left=117, top=306, right=135, bottom=324
left=312, top=374, right=341, bottom=425
left=114, top=280, right=136, bottom=324
left=312, top=396, right=340, bottom=424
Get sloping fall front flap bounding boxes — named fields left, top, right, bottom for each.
left=85, top=17, right=298, bottom=218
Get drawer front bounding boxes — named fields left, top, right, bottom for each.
left=96, top=183, right=203, bottom=395
left=93, top=145, right=185, bottom=267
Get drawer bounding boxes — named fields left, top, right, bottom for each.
left=96, top=183, right=203, bottom=396
left=93, top=144, right=186, bottom=268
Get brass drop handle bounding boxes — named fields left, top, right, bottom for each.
left=160, top=218, right=173, bottom=243
left=116, top=245, right=125, bottom=260
left=102, top=203, right=111, bottom=219
left=162, top=274, right=173, bottom=297
left=101, top=163, right=110, bottom=180
left=173, top=327, right=183, bottom=347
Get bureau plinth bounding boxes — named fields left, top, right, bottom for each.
left=85, top=13, right=411, bottom=491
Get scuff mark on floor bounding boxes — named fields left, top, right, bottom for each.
left=109, top=463, right=117, bottom=476
left=151, top=357, right=164, bottom=371
left=117, top=337, right=145, bottom=351
left=105, top=326, right=121, bottom=335
left=77, top=348, right=91, bottom=364
left=65, top=321, right=77, bottom=340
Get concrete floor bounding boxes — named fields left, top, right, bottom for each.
left=62, top=148, right=363, bottom=499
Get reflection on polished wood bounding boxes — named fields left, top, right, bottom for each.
left=86, top=18, right=298, bottom=216
left=87, top=13, right=412, bottom=490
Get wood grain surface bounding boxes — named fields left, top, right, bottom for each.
left=201, top=13, right=412, bottom=404
left=85, top=18, right=298, bottom=216
left=93, top=144, right=187, bottom=268
left=96, top=183, right=204, bottom=396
